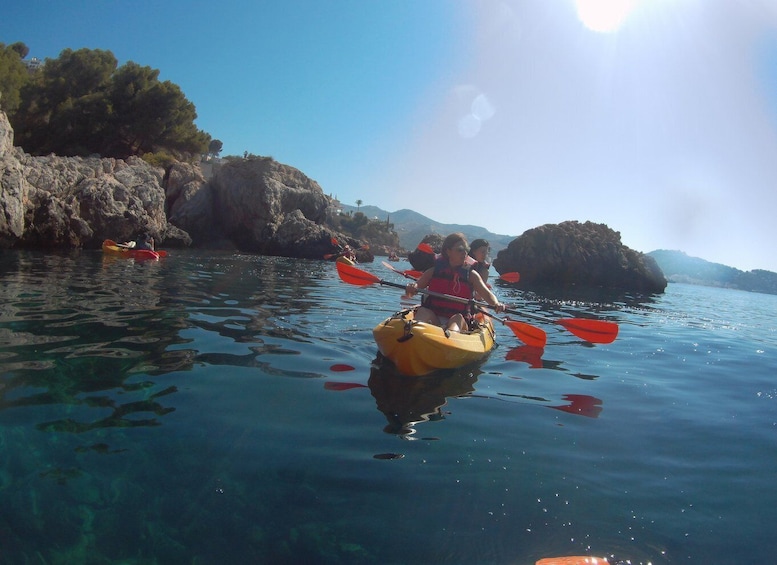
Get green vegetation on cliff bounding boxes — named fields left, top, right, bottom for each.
left=0, top=43, right=209, bottom=160
left=331, top=210, right=400, bottom=250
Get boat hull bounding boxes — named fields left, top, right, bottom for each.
left=372, top=309, right=495, bottom=376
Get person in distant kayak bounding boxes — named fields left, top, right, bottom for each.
left=341, top=244, right=356, bottom=262
left=136, top=233, right=155, bottom=251
left=467, top=238, right=490, bottom=283
left=122, top=233, right=154, bottom=251
left=404, top=232, right=504, bottom=333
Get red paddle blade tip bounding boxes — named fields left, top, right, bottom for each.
left=505, top=320, right=547, bottom=348
left=499, top=272, right=521, bottom=283
left=336, top=261, right=381, bottom=286
left=557, top=319, right=619, bottom=344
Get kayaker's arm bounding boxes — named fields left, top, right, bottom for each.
left=470, top=271, right=505, bottom=313
left=405, top=267, right=434, bottom=296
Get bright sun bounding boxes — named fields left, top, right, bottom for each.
left=574, top=0, right=637, bottom=33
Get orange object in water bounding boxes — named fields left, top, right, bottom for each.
left=536, top=557, right=608, bottom=565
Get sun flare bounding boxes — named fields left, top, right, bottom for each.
left=575, top=0, right=637, bottom=33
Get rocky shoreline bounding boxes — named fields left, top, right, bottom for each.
left=0, top=109, right=370, bottom=261
left=1, top=108, right=666, bottom=292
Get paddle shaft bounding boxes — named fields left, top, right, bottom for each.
left=377, top=278, right=484, bottom=308
left=363, top=271, right=556, bottom=324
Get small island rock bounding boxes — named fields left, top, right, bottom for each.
left=493, top=221, right=667, bottom=293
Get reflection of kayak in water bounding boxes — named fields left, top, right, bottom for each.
left=367, top=357, right=481, bottom=435
left=372, top=308, right=495, bottom=376
left=102, top=239, right=163, bottom=260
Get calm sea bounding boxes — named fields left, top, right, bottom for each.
left=0, top=250, right=775, bottom=564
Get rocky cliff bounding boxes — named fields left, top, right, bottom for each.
left=0, top=109, right=190, bottom=248
left=0, top=109, right=367, bottom=259
left=493, top=221, right=667, bottom=293
left=169, top=157, right=353, bottom=259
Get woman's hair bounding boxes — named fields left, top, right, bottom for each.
left=441, top=232, right=468, bottom=257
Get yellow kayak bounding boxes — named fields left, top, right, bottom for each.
left=372, top=309, right=496, bottom=376
left=336, top=255, right=356, bottom=266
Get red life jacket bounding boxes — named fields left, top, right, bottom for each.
left=423, top=258, right=473, bottom=318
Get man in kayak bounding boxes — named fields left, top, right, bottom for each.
left=404, top=232, right=505, bottom=333
left=121, top=233, right=155, bottom=251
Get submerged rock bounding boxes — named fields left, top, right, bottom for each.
left=493, top=221, right=667, bottom=293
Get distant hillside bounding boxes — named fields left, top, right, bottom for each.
left=337, top=204, right=777, bottom=295
left=339, top=204, right=515, bottom=253
left=648, top=250, right=777, bottom=295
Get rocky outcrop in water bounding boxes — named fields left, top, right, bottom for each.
left=406, top=234, right=443, bottom=271
left=0, top=109, right=366, bottom=259
left=493, top=221, right=667, bottom=293
left=168, top=157, right=366, bottom=259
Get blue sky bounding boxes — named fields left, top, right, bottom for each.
left=4, top=0, right=777, bottom=272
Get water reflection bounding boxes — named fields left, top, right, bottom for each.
left=504, top=344, right=544, bottom=368
left=0, top=251, right=336, bottom=432
left=502, top=344, right=601, bottom=380
left=493, top=390, right=603, bottom=418
left=364, top=347, right=605, bottom=439
left=494, top=279, right=663, bottom=309
left=367, top=359, right=480, bottom=437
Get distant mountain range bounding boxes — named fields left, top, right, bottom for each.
left=647, top=250, right=777, bottom=295
left=340, top=204, right=777, bottom=295
left=339, top=204, right=515, bottom=253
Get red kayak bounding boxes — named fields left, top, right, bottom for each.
left=102, top=239, right=165, bottom=260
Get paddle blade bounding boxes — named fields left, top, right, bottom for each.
left=381, top=260, right=401, bottom=274
left=382, top=261, right=422, bottom=280
left=417, top=243, right=434, bottom=254
left=156, top=250, right=168, bottom=257
left=504, top=319, right=547, bottom=348
left=557, top=319, right=619, bottom=344
left=330, top=237, right=339, bottom=247
left=336, top=261, right=380, bottom=286
left=499, top=272, right=521, bottom=283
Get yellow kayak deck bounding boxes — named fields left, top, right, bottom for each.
left=372, top=309, right=496, bottom=376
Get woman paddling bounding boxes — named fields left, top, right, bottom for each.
left=404, top=232, right=505, bottom=333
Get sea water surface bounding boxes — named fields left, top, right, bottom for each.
left=0, top=249, right=775, bottom=564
